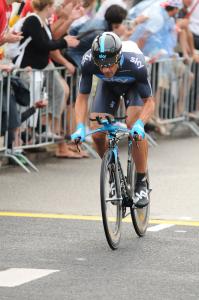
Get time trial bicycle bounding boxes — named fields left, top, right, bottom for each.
left=85, top=116, right=151, bottom=250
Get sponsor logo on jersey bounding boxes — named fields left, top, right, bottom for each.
left=99, top=54, right=106, bottom=59
left=130, top=56, right=144, bottom=69
left=81, top=52, right=92, bottom=65
left=135, top=190, right=148, bottom=201
left=96, top=74, right=135, bottom=83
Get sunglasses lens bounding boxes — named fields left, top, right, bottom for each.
left=94, top=56, right=118, bottom=68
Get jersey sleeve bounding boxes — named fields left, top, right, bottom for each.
left=135, top=62, right=153, bottom=99
left=79, top=51, right=93, bottom=94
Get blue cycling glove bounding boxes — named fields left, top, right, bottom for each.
left=71, top=123, right=86, bottom=142
left=130, top=119, right=145, bottom=139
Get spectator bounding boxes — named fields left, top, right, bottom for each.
left=0, top=67, right=21, bottom=151
left=176, top=0, right=199, bottom=63
left=67, top=4, right=128, bottom=66
left=49, top=0, right=89, bottom=158
left=130, top=0, right=182, bottom=58
left=0, top=0, right=24, bottom=151
left=67, top=3, right=147, bottom=66
left=16, top=0, right=83, bottom=158
left=0, top=0, right=23, bottom=46
left=188, top=0, right=199, bottom=51
left=129, top=0, right=196, bottom=133
left=94, top=0, right=127, bottom=19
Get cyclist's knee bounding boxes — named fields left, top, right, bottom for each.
left=92, top=132, right=105, bottom=144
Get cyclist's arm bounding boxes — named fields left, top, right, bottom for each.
left=75, top=93, right=89, bottom=124
left=135, top=63, right=155, bottom=124
left=74, top=50, right=93, bottom=124
left=139, top=96, right=155, bottom=124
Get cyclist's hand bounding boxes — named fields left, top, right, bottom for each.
left=71, top=123, right=86, bottom=142
left=130, top=119, right=145, bottom=140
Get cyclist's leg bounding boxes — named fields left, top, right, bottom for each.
left=125, top=87, right=148, bottom=174
left=125, top=88, right=149, bottom=207
left=90, top=80, right=120, bottom=158
left=126, top=106, right=148, bottom=174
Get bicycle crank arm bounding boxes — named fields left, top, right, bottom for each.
left=106, top=197, right=123, bottom=205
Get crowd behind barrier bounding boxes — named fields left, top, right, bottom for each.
left=0, top=66, right=80, bottom=171
left=1, top=57, right=199, bottom=171
left=150, top=57, right=199, bottom=136
left=1, top=0, right=199, bottom=171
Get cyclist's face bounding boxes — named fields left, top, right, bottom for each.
left=99, top=64, right=118, bottom=78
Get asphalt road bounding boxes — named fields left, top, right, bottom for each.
left=0, top=135, right=199, bottom=299
left=1, top=136, right=199, bottom=220
left=0, top=217, right=199, bottom=300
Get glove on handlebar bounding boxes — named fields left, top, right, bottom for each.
left=130, top=119, right=145, bottom=139
left=71, top=123, right=86, bottom=142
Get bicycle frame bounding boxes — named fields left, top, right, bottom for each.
left=87, top=117, right=133, bottom=206
left=87, top=116, right=151, bottom=248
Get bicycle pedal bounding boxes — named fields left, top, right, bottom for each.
left=106, top=197, right=122, bottom=204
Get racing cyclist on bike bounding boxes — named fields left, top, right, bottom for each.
left=71, top=32, right=155, bottom=208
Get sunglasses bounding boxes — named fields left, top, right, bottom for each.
left=94, top=58, right=119, bottom=69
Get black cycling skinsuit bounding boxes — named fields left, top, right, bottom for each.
left=79, top=41, right=153, bottom=115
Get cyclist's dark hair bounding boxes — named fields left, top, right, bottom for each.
left=105, top=5, right=127, bottom=30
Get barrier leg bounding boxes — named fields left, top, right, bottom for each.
left=14, top=152, right=39, bottom=172
left=183, top=120, right=199, bottom=137
left=5, top=152, right=31, bottom=173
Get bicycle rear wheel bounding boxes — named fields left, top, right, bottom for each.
left=100, top=150, right=122, bottom=250
left=128, top=162, right=150, bottom=237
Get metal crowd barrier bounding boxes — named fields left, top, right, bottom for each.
left=1, top=58, right=199, bottom=172
left=150, top=57, right=199, bottom=136
left=0, top=73, right=8, bottom=155
left=0, top=67, right=71, bottom=172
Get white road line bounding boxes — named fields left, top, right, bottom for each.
left=147, top=224, right=174, bottom=232
left=0, top=268, right=59, bottom=287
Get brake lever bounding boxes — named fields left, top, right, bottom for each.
left=105, top=115, right=112, bottom=124
left=96, top=116, right=102, bottom=124
left=74, top=138, right=81, bottom=152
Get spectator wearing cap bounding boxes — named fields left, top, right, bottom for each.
left=129, top=0, right=183, bottom=59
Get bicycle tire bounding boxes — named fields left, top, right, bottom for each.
left=128, top=162, right=150, bottom=237
left=100, top=150, right=122, bottom=250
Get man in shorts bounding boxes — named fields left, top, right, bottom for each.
left=71, top=32, right=155, bottom=208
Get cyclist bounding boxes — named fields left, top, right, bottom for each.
left=71, top=32, right=155, bottom=208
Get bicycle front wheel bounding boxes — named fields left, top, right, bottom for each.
left=129, top=163, right=150, bottom=237
left=100, top=150, right=122, bottom=250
